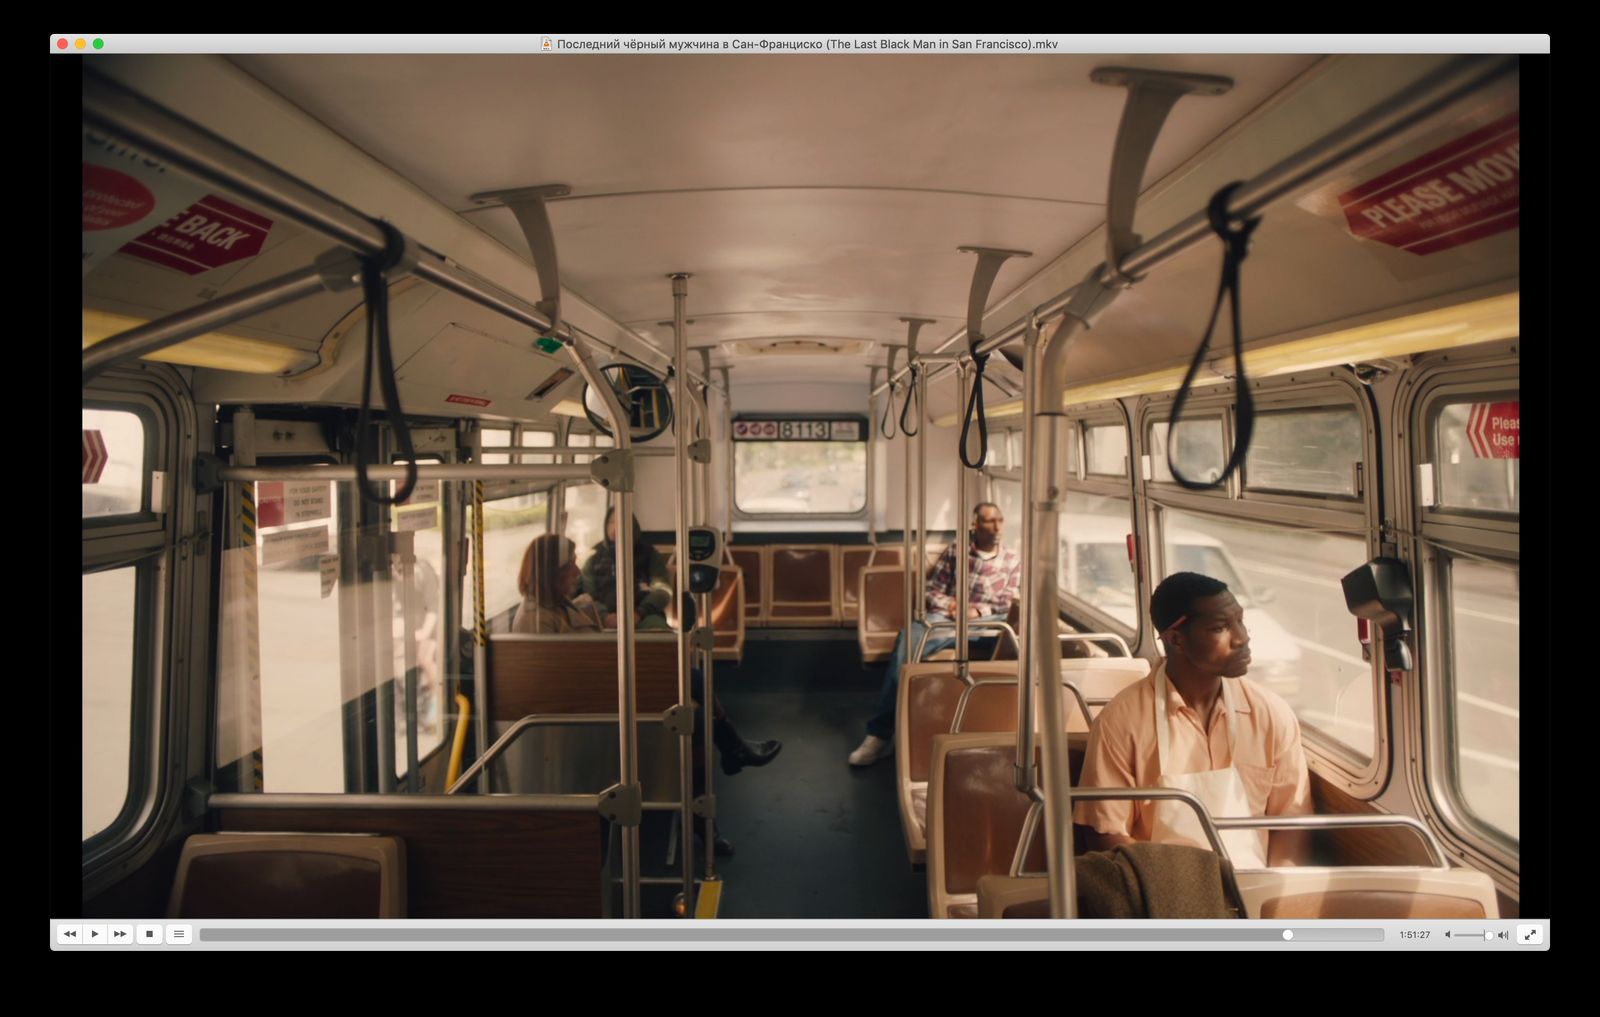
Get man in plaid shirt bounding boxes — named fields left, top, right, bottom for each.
left=849, top=502, right=1022, bottom=765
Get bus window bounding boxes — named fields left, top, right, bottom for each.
left=1149, top=417, right=1226, bottom=486
left=481, top=427, right=512, bottom=464
left=1245, top=407, right=1364, bottom=497
left=1057, top=493, right=1137, bottom=632
left=82, top=566, right=137, bottom=838
left=1446, top=556, right=1519, bottom=843
left=1156, top=507, right=1374, bottom=763
left=521, top=428, right=557, bottom=464
left=1436, top=398, right=1520, bottom=513
left=735, top=438, right=866, bottom=516
left=565, top=481, right=610, bottom=561
left=81, top=408, right=145, bottom=518
left=477, top=490, right=552, bottom=622
left=1085, top=424, right=1128, bottom=477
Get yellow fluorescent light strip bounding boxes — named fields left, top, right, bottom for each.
left=82, top=308, right=308, bottom=376
left=939, top=293, right=1519, bottom=425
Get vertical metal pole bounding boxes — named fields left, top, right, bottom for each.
left=721, top=368, right=734, bottom=554
left=471, top=477, right=488, bottom=791
left=234, top=408, right=264, bottom=792
left=670, top=273, right=697, bottom=908
left=916, top=365, right=928, bottom=622
left=902, top=373, right=917, bottom=650
left=567, top=335, right=640, bottom=919
left=954, top=361, right=970, bottom=679
left=400, top=531, right=420, bottom=791
left=692, top=374, right=718, bottom=884
left=1015, top=316, right=1039, bottom=793
left=867, top=369, right=879, bottom=545
left=1032, top=312, right=1088, bottom=919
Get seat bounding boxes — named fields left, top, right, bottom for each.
left=168, top=833, right=406, bottom=918
left=857, top=565, right=906, bottom=662
left=925, top=733, right=1044, bottom=918
left=768, top=544, right=838, bottom=625
left=893, top=656, right=1150, bottom=868
left=895, top=661, right=1019, bottom=866
left=840, top=544, right=904, bottom=623
left=977, top=866, right=1500, bottom=919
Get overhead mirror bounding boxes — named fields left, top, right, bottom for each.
left=582, top=363, right=673, bottom=442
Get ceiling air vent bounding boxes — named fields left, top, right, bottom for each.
left=728, top=339, right=872, bottom=357
left=526, top=366, right=575, bottom=401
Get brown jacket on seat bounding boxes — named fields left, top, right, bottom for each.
left=1076, top=842, right=1245, bottom=918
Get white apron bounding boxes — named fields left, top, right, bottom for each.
left=1152, top=672, right=1269, bottom=869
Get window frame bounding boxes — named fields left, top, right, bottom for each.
left=1059, top=405, right=1140, bottom=644
left=1406, top=350, right=1521, bottom=882
left=1136, top=376, right=1388, bottom=794
left=81, top=365, right=198, bottom=899
left=730, top=414, right=870, bottom=522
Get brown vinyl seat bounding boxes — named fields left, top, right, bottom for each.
left=926, top=733, right=1044, bottom=918
left=903, top=657, right=1149, bottom=876
left=840, top=544, right=903, bottom=622
left=168, top=833, right=406, bottom=918
left=895, top=661, right=1020, bottom=866
left=857, top=565, right=908, bottom=662
left=768, top=545, right=839, bottom=625
left=730, top=546, right=767, bottom=626
left=976, top=867, right=1500, bottom=919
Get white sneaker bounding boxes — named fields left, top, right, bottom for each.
left=849, top=735, right=893, bottom=766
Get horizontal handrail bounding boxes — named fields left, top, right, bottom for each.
left=209, top=791, right=602, bottom=812
left=448, top=711, right=670, bottom=795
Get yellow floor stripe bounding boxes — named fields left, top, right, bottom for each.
left=694, top=878, right=723, bottom=919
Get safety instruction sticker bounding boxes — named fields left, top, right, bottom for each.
left=1466, top=401, right=1519, bottom=459
left=320, top=554, right=339, bottom=598
left=393, top=505, right=439, bottom=532
left=261, top=525, right=330, bottom=567
left=257, top=481, right=332, bottom=527
left=119, top=194, right=273, bottom=276
left=1336, top=112, right=1520, bottom=256
left=82, top=130, right=207, bottom=277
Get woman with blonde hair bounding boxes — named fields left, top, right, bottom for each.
left=512, top=533, right=605, bottom=634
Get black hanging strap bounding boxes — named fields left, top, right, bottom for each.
left=1165, top=183, right=1260, bottom=491
left=959, top=341, right=992, bottom=469
left=879, top=378, right=898, bottom=439
left=354, top=221, right=419, bottom=506
left=879, top=348, right=899, bottom=439
left=899, top=363, right=921, bottom=437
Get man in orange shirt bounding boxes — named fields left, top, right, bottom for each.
left=1075, top=571, right=1312, bottom=868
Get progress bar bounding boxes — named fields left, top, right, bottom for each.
left=202, top=927, right=1383, bottom=943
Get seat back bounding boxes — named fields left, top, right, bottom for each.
left=729, top=546, right=767, bottom=625
left=768, top=544, right=838, bottom=625
left=857, top=565, right=906, bottom=662
left=168, top=833, right=406, bottom=918
left=709, top=565, right=745, bottom=663
left=977, top=867, right=1501, bottom=919
left=1238, top=868, right=1500, bottom=918
left=485, top=633, right=682, bottom=798
left=927, top=732, right=1045, bottom=919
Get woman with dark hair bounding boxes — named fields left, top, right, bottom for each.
left=512, top=534, right=605, bottom=634
left=582, top=506, right=674, bottom=630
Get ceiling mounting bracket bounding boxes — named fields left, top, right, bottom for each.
left=1091, top=66, right=1234, bottom=288
left=899, top=317, right=937, bottom=363
left=956, top=247, right=1032, bottom=351
left=470, top=183, right=572, bottom=340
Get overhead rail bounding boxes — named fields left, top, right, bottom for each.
left=867, top=55, right=1519, bottom=403
left=79, top=69, right=723, bottom=395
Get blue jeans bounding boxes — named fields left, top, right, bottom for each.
left=865, top=613, right=1004, bottom=739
